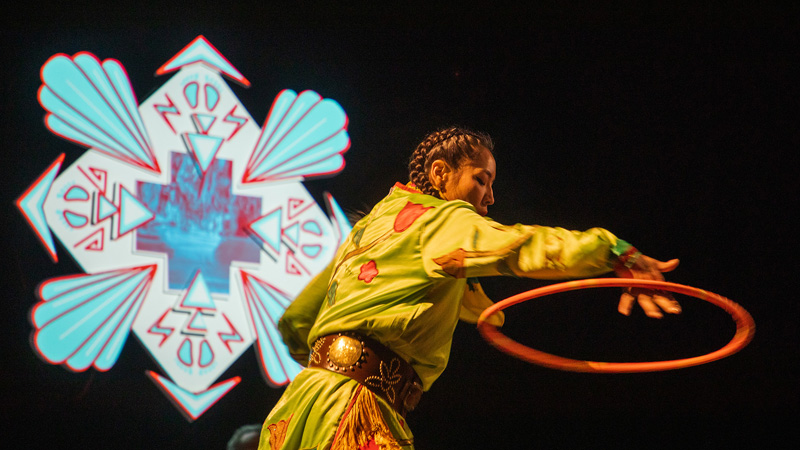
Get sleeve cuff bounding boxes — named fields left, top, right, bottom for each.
left=611, top=239, right=634, bottom=257
left=611, top=239, right=641, bottom=269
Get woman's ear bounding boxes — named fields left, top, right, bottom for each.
left=428, top=159, right=451, bottom=195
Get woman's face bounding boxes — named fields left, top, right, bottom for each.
left=442, top=147, right=496, bottom=216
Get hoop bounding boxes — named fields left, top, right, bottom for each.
left=477, top=279, right=755, bottom=373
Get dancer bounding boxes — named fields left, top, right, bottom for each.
left=259, top=126, right=680, bottom=450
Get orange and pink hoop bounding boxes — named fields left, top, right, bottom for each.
left=477, top=279, right=755, bottom=373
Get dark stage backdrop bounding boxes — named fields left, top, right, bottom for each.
left=2, top=4, right=797, bottom=449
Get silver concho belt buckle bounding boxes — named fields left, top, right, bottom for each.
left=327, top=334, right=367, bottom=370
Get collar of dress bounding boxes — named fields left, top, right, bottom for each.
left=392, top=182, right=423, bottom=194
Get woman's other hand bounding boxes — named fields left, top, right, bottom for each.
left=615, top=255, right=681, bottom=318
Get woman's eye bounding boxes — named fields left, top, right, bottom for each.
left=475, top=176, right=485, bottom=186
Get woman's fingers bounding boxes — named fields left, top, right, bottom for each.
left=618, top=291, right=636, bottom=316
left=636, top=293, right=664, bottom=318
left=655, top=258, right=680, bottom=273
left=652, top=293, right=682, bottom=314
left=619, top=289, right=682, bottom=318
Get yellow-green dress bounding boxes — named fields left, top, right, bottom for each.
left=259, top=183, right=632, bottom=450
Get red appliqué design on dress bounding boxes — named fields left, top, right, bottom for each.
left=360, top=438, right=380, bottom=450
left=393, top=201, right=432, bottom=232
left=358, top=260, right=378, bottom=283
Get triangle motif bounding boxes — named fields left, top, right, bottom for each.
left=96, top=194, right=118, bottom=222
left=147, top=371, right=240, bottom=421
left=88, top=167, right=108, bottom=194
left=16, top=154, right=64, bottom=262
left=184, top=133, right=224, bottom=174
left=186, top=311, right=208, bottom=332
left=283, top=222, right=300, bottom=247
left=285, top=252, right=307, bottom=276
left=192, top=113, right=216, bottom=134
left=155, top=35, right=250, bottom=87
left=249, top=208, right=283, bottom=254
left=180, top=272, right=216, bottom=311
left=287, top=197, right=309, bottom=219
left=74, top=228, right=105, bottom=252
left=118, top=186, right=155, bottom=237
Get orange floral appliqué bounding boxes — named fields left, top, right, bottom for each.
left=358, top=260, right=378, bottom=283
left=266, top=415, right=292, bottom=450
left=393, top=201, right=432, bottom=232
left=433, top=248, right=466, bottom=278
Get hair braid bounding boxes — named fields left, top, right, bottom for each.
left=407, top=126, right=494, bottom=198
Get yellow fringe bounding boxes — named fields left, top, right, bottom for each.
left=331, top=387, right=403, bottom=450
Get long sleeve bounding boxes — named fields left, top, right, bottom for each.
left=421, top=201, right=624, bottom=281
left=277, top=259, right=334, bottom=365
left=277, top=186, right=632, bottom=389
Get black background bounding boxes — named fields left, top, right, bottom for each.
left=2, top=3, right=798, bottom=449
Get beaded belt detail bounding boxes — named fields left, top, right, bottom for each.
left=308, top=332, right=423, bottom=417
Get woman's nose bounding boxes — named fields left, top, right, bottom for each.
left=485, top=185, right=494, bottom=205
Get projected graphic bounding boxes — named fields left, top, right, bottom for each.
left=17, top=36, right=353, bottom=420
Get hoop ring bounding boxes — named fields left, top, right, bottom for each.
left=477, top=279, right=755, bottom=373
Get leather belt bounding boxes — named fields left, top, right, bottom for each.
left=308, top=332, right=423, bottom=417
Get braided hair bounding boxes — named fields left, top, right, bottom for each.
left=407, top=126, right=494, bottom=198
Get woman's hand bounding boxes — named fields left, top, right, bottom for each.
left=614, top=254, right=681, bottom=318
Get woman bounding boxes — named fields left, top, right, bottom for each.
left=258, top=127, right=680, bottom=450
